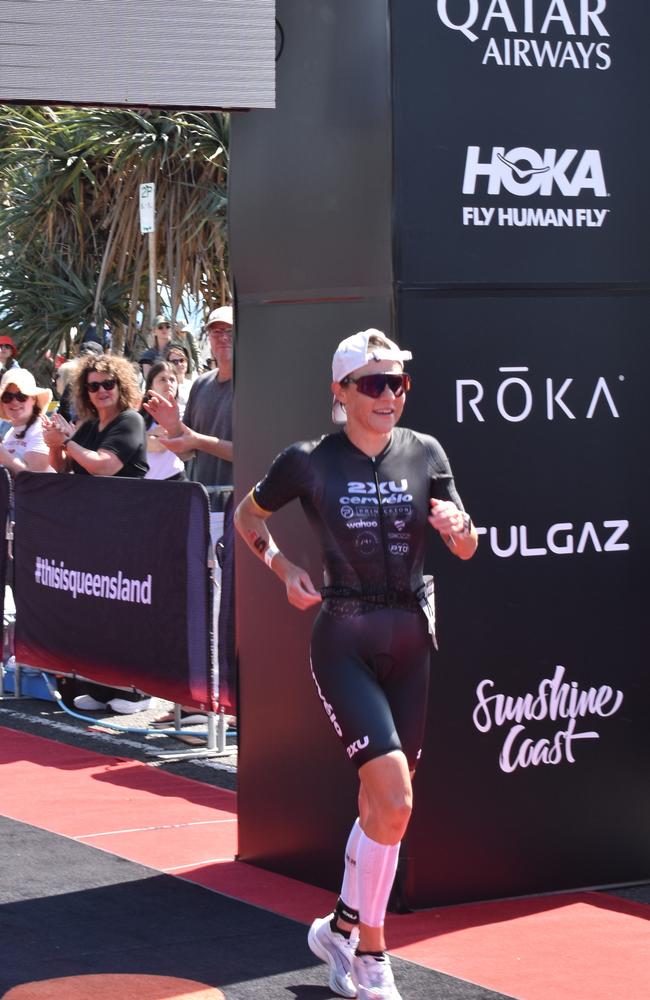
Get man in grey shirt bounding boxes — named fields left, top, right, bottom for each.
left=154, top=305, right=233, bottom=489
left=144, top=305, right=236, bottom=720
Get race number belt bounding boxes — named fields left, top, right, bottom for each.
left=321, top=576, right=438, bottom=649
left=321, top=579, right=437, bottom=648
left=320, top=585, right=420, bottom=610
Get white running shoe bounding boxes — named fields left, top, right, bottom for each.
left=351, top=953, right=402, bottom=1000
left=73, top=694, right=107, bottom=711
left=307, top=913, right=357, bottom=998
left=107, top=697, right=152, bottom=715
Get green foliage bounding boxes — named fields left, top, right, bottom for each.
left=0, top=106, right=229, bottom=365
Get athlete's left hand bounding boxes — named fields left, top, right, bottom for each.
left=429, top=498, right=465, bottom=536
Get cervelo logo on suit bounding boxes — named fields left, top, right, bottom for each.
left=435, top=0, right=611, bottom=71
left=462, top=146, right=610, bottom=229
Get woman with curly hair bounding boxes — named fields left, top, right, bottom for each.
left=43, top=354, right=148, bottom=478
left=42, top=354, right=151, bottom=714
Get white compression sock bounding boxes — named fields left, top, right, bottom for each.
left=356, top=829, right=400, bottom=928
left=339, top=818, right=362, bottom=912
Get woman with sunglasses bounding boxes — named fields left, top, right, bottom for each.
left=0, top=368, right=53, bottom=474
left=138, top=315, right=174, bottom=380
left=43, top=355, right=147, bottom=478
left=42, top=354, right=150, bottom=714
left=235, top=329, right=477, bottom=1000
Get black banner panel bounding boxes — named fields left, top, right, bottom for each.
left=231, top=0, right=650, bottom=908
left=230, top=0, right=392, bottom=300
left=397, top=291, right=650, bottom=906
left=391, top=0, right=650, bottom=285
left=14, top=474, right=213, bottom=710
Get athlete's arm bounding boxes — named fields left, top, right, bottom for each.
left=234, top=491, right=322, bottom=610
left=429, top=498, right=478, bottom=560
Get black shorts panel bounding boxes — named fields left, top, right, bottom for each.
left=309, top=607, right=431, bottom=770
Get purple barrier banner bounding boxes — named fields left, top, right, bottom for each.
left=14, top=473, right=214, bottom=710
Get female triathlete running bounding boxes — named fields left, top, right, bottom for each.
left=235, top=329, right=478, bottom=1000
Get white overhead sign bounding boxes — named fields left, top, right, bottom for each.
left=0, top=0, right=275, bottom=110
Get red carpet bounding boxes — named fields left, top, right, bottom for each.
left=2, top=726, right=649, bottom=1000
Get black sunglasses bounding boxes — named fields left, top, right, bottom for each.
left=1, top=390, right=28, bottom=403
left=168, top=357, right=187, bottom=365
left=157, top=323, right=171, bottom=329
left=341, top=373, right=411, bottom=398
left=87, top=378, right=117, bottom=393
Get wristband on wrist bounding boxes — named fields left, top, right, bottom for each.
left=264, top=543, right=280, bottom=568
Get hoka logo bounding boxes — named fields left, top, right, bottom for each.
left=463, top=146, right=607, bottom=198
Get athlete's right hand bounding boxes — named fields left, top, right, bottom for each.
left=282, top=564, right=322, bottom=610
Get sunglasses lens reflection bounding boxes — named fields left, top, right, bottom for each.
left=87, top=379, right=117, bottom=393
left=353, top=374, right=410, bottom=398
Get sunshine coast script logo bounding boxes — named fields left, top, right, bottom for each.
left=472, top=664, right=624, bottom=772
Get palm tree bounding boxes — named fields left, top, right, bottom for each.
left=0, top=106, right=229, bottom=365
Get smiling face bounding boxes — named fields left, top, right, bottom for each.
left=86, top=372, right=120, bottom=418
left=2, top=384, right=35, bottom=426
left=332, top=359, right=406, bottom=436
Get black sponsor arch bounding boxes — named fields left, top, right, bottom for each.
left=231, top=0, right=650, bottom=905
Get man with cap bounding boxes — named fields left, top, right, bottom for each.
left=234, top=328, right=477, bottom=1000
left=144, top=305, right=233, bottom=490
left=144, top=305, right=235, bottom=724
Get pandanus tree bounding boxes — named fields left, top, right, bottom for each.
left=0, top=105, right=229, bottom=366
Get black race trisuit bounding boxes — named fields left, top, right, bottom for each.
left=252, top=427, right=465, bottom=770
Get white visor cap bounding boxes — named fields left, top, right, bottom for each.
left=331, top=329, right=412, bottom=424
